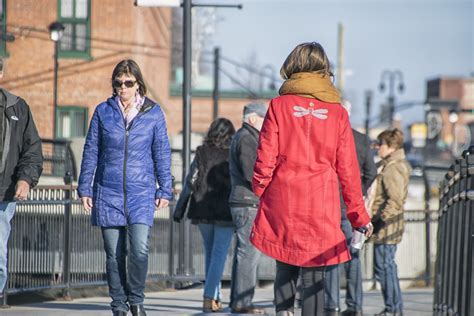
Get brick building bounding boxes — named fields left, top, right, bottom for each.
left=0, top=0, right=272, bottom=141
left=426, top=77, right=474, bottom=158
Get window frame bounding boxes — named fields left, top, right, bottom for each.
left=0, top=0, right=8, bottom=57
left=57, top=0, right=91, bottom=59
left=56, top=105, right=89, bottom=139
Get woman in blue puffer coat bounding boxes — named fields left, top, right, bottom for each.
left=78, top=59, right=172, bottom=316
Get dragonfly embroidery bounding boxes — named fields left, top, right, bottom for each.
left=293, top=106, right=328, bottom=119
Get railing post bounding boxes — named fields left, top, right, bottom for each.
left=62, top=170, right=73, bottom=300
left=168, top=201, right=175, bottom=288
left=422, top=167, right=431, bottom=286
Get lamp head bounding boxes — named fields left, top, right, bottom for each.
left=49, top=22, right=65, bottom=42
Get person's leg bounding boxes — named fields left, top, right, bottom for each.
left=127, top=224, right=150, bottom=307
left=374, top=244, right=403, bottom=313
left=385, top=245, right=403, bottom=313
left=300, top=265, right=325, bottom=316
left=324, top=264, right=340, bottom=311
left=102, top=226, right=129, bottom=313
left=0, top=202, right=16, bottom=291
left=230, top=206, right=262, bottom=309
left=344, top=247, right=363, bottom=312
left=197, top=223, right=214, bottom=281
left=202, top=225, right=234, bottom=301
left=274, top=261, right=299, bottom=314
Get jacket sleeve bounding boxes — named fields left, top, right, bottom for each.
left=16, top=101, right=43, bottom=187
left=152, top=107, right=172, bottom=201
left=380, top=163, right=409, bottom=221
left=336, top=110, right=371, bottom=228
left=238, top=134, right=258, bottom=184
left=77, top=108, right=101, bottom=198
left=361, top=135, right=377, bottom=195
left=252, top=100, right=278, bottom=197
left=173, top=156, right=198, bottom=221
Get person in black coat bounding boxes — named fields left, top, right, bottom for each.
left=0, top=58, right=43, bottom=294
left=173, top=118, right=236, bottom=313
left=325, top=104, right=377, bottom=316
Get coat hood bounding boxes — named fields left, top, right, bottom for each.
left=279, top=72, right=341, bottom=104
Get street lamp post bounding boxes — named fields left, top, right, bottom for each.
left=379, top=70, right=404, bottom=127
left=48, top=21, right=65, bottom=139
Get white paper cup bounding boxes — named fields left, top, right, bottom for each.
left=351, top=229, right=366, bottom=250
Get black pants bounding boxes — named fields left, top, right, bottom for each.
left=274, top=260, right=326, bottom=315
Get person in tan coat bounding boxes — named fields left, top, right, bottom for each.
left=370, top=128, right=411, bottom=316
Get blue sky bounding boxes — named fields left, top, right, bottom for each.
left=210, top=0, right=473, bottom=128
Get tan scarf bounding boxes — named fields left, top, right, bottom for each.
left=279, top=72, right=341, bottom=104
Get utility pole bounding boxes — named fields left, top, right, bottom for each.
left=365, top=90, right=373, bottom=136
left=212, top=47, right=220, bottom=120
left=180, top=0, right=193, bottom=276
left=336, top=23, right=344, bottom=93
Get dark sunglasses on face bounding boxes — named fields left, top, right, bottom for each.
left=113, top=79, right=136, bottom=88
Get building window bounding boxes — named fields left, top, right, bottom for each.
left=56, top=106, right=88, bottom=139
left=58, top=0, right=91, bottom=58
left=0, top=0, right=7, bottom=56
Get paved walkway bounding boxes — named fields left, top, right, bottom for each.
left=1, top=284, right=433, bottom=315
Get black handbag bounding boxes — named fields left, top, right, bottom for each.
left=173, top=158, right=198, bottom=222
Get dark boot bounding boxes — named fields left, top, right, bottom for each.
left=112, top=311, right=127, bottom=316
left=130, top=304, right=147, bottom=316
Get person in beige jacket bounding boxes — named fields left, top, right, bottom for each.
left=370, top=128, right=411, bottom=316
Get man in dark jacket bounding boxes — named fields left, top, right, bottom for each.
left=0, top=58, right=43, bottom=293
left=228, top=103, right=267, bottom=314
left=325, top=102, right=377, bottom=316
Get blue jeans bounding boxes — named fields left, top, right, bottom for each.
left=0, top=202, right=16, bottom=292
left=198, top=223, right=234, bottom=300
left=102, top=224, right=150, bottom=312
left=325, top=211, right=363, bottom=311
left=374, top=244, right=403, bottom=313
left=229, top=206, right=262, bottom=309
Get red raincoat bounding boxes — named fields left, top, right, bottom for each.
left=251, top=95, right=371, bottom=267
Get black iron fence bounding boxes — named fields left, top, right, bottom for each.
left=433, top=148, right=474, bottom=316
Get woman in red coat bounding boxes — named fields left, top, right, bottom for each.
left=251, top=42, right=373, bottom=316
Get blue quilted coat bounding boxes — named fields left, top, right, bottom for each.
left=77, top=97, right=172, bottom=227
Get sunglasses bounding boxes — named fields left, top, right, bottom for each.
left=113, top=79, right=136, bottom=88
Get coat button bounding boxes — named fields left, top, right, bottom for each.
left=309, top=102, right=315, bottom=107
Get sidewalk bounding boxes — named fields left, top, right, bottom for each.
left=1, top=284, right=433, bottom=315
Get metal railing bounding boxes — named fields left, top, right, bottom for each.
left=433, top=147, right=474, bottom=316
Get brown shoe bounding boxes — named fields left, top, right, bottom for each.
left=203, top=298, right=222, bottom=313
left=231, top=305, right=266, bottom=314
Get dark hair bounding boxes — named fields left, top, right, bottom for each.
left=203, top=118, right=236, bottom=149
left=280, top=42, right=333, bottom=80
left=377, top=128, right=404, bottom=150
left=111, top=59, right=147, bottom=96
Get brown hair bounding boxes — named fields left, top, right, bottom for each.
left=111, top=59, right=147, bottom=96
left=377, top=128, right=404, bottom=150
left=280, top=42, right=333, bottom=80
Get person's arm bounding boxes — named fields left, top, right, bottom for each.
left=152, top=106, right=172, bottom=204
left=78, top=108, right=101, bottom=199
left=239, top=134, right=258, bottom=184
left=380, top=163, right=408, bottom=221
left=252, top=100, right=278, bottom=197
left=16, top=101, right=43, bottom=188
left=361, top=135, right=377, bottom=194
left=336, top=109, right=371, bottom=229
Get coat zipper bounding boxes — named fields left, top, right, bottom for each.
left=122, top=103, right=153, bottom=219
left=123, top=127, right=130, bottom=219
